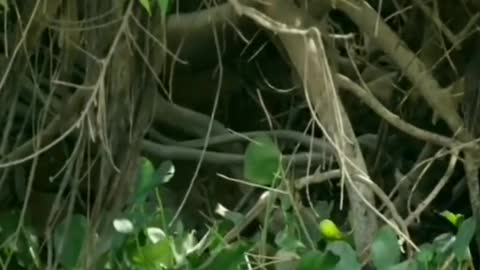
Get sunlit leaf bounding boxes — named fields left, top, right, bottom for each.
left=453, top=217, right=475, bottom=261
left=319, top=219, right=345, bottom=241
left=439, top=210, right=464, bottom=228
left=155, top=160, right=175, bottom=184
left=156, top=0, right=171, bottom=16
left=113, top=218, right=134, bottom=234
left=0, top=0, right=7, bottom=12
left=134, top=159, right=174, bottom=205
left=54, top=215, right=88, bottom=268
left=244, top=135, right=282, bottom=186
left=131, top=238, right=175, bottom=269
left=139, top=0, right=152, bottom=15
left=371, top=225, right=401, bottom=270
left=146, top=227, right=166, bottom=244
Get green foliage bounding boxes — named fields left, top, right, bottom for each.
left=197, top=242, right=250, bottom=270
left=415, top=244, right=434, bottom=266
left=157, top=0, right=171, bottom=16
left=371, top=225, right=401, bottom=270
left=319, top=219, right=345, bottom=241
left=1, top=158, right=477, bottom=270
left=139, top=0, right=152, bottom=15
left=326, top=241, right=361, bottom=270
left=297, top=250, right=339, bottom=270
left=53, top=214, right=88, bottom=269
left=244, top=134, right=283, bottom=186
left=133, top=158, right=174, bottom=207
left=439, top=210, right=465, bottom=228
left=453, top=217, right=475, bottom=261
left=131, top=238, right=175, bottom=269
left=138, top=0, right=171, bottom=16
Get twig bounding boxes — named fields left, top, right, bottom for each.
left=295, top=169, right=341, bottom=189
left=404, top=151, right=458, bottom=225
left=336, top=74, right=456, bottom=147
left=335, top=1, right=465, bottom=136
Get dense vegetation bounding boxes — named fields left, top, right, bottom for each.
left=0, top=0, right=480, bottom=269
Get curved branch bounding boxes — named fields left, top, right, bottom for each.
left=336, top=74, right=456, bottom=147
left=142, top=139, right=332, bottom=166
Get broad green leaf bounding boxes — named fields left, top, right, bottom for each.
left=244, top=135, right=282, bottom=186
left=326, top=241, right=361, bottom=270
left=296, top=250, right=339, bottom=270
left=274, top=226, right=305, bottom=251
left=54, top=214, right=88, bottom=268
left=453, top=217, right=475, bottom=261
left=157, top=0, right=171, bottom=16
left=372, top=225, right=401, bottom=270
left=198, top=242, right=250, bottom=270
left=416, top=243, right=434, bottom=264
left=388, top=259, right=417, bottom=270
left=131, top=238, right=175, bottom=269
left=139, top=0, right=152, bottom=15
left=134, top=159, right=174, bottom=205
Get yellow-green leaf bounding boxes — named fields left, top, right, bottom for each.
left=439, top=210, right=464, bottom=227
left=371, top=225, right=401, bottom=270
left=131, top=238, right=174, bottom=269
left=319, top=219, right=345, bottom=241
left=156, top=0, right=170, bottom=16
left=139, top=0, right=152, bottom=15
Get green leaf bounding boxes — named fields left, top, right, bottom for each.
left=0, top=210, right=21, bottom=244
left=388, top=259, right=417, bottom=270
left=296, top=250, right=339, bottom=270
left=416, top=243, right=434, bottom=264
left=54, top=214, right=88, bottom=268
left=274, top=226, right=305, bottom=251
left=439, top=210, right=464, bottom=228
left=453, top=216, right=476, bottom=261
left=319, top=219, right=345, bottom=241
left=244, top=135, right=282, bottom=186
left=0, top=0, right=7, bottom=12
left=131, top=238, right=175, bottom=269
left=371, top=225, right=401, bottom=270
left=198, top=242, right=250, bottom=270
left=215, top=203, right=244, bottom=225
left=156, top=0, right=171, bottom=16
left=326, top=241, right=361, bottom=270
left=139, top=0, right=152, bottom=15
left=134, top=159, right=174, bottom=205
left=155, top=160, right=175, bottom=184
